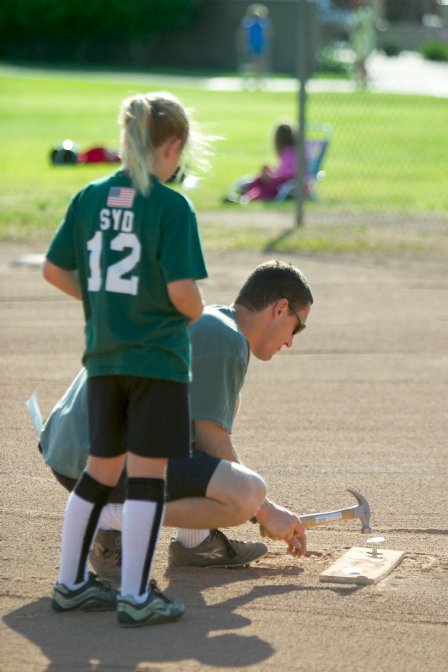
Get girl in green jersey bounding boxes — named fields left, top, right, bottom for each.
left=43, top=91, right=208, bottom=627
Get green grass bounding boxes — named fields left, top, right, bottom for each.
left=0, top=65, right=447, bottom=254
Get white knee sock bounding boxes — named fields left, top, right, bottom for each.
left=58, top=491, right=101, bottom=589
left=121, top=499, right=164, bottom=602
left=174, top=528, right=210, bottom=548
left=99, top=503, right=123, bottom=531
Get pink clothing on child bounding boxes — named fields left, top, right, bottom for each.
left=244, top=146, right=296, bottom=201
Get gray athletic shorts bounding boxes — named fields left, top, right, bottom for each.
left=44, top=446, right=221, bottom=504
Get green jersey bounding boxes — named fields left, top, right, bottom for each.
left=46, top=170, right=207, bottom=382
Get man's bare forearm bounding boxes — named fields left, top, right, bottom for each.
left=193, top=419, right=242, bottom=463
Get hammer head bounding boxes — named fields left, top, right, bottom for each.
left=347, top=487, right=372, bottom=533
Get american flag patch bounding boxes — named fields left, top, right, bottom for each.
left=107, top=187, right=136, bottom=208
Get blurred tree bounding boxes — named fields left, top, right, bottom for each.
left=0, top=0, right=202, bottom=62
left=385, top=0, right=427, bottom=22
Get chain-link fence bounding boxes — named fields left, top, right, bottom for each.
left=133, top=0, right=447, bottom=225
left=182, top=0, right=447, bottom=225
left=296, top=0, right=448, bottom=225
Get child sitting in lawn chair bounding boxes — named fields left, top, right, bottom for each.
left=275, top=123, right=332, bottom=202
left=224, top=122, right=297, bottom=203
left=225, top=122, right=331, bottom=203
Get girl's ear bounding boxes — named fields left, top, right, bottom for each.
left=166, top=137, right=182, bottom=158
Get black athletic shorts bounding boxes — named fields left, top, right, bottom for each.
left=87, top=375, right=190, bottom=459
left=44, top=447, right=221, bottom=503
left=165, top=448, right=221, bottom=502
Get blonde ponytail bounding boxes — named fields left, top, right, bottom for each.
left=119, top=90, right=215, bottom=196
left=119, top=91, right=190, bottom=196
left=119, top=94, right=153, bottom=195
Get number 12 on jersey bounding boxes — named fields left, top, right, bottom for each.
left=87, top=231, right=142, bottom=295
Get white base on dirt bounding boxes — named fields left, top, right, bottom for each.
left=13, top=253, right=45, bottom=268
left=319, top=546, right=405, bottom=585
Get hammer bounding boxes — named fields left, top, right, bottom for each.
left=259, top=487, right=372, bottom=538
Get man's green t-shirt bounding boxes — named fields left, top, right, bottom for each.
left=189, top=305, right=249, bottom=433
left=46, top=170, right=207, bottom=382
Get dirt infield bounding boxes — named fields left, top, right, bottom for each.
left=1, top=241, right=447, bottom=672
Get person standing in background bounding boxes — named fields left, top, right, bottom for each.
left=237, top=3, right=273, bottom=89
left=348, top=0, right=376, bottom=88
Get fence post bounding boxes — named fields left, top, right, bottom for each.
left=296, top=0, right=308, bottom=227
left=296, top=0, right=316, bottom=227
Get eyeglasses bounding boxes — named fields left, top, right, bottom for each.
left=288, top=302, right=306, bottom=335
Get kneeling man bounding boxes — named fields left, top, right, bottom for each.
left=37, top=260, right=313, bottom=583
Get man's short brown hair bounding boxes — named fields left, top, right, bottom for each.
left=234, top=260, right=313, bottom=312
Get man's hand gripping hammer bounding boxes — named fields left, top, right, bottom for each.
left=259, top=487, right=372, bottom=538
